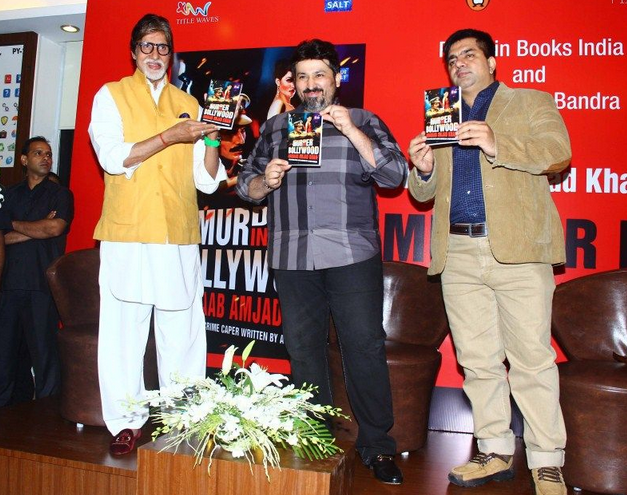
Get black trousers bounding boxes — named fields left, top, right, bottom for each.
left=273, top=255, right=396, bottom=460
left=0, top=290, right=60, bottom=406
left=11, top=337, right=34, bottom=404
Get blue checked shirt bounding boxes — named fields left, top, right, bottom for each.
left=450, top=81, right=500, bottom=224
left=236, top=107, right=407, bottom=270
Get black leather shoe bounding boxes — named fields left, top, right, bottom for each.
left=367, top=454, right=404, bottom=485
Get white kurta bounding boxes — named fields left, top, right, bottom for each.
left=89, top=76, right=225, bottom=434
left=89, top=79, right=227, bottom=310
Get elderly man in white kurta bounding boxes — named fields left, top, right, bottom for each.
left=88, top=13, right=226, bottom=455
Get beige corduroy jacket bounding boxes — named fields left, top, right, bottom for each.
left=408, top=83, right=571, bottom=276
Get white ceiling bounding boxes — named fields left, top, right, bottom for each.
left=0, top=1, right=86, bottom=43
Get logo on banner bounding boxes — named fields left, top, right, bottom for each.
left=466, top=0, right=490, bottom=10
left=175, top=1, right=219, bottom=24
left=177, top=1, right=212, bottom=15
left=325, top=0, right=353, bottom=12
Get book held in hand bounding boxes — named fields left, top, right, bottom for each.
left=424, top=86, right=461, bottom=146
left=287, top=112, right=323, bottom=166
left=201, top=79, right=243, bottom=130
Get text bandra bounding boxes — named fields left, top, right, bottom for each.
left=553, top=92, right=620, bottom=110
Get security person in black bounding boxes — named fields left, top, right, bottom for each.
left=0, top=136, right=74, bottom=406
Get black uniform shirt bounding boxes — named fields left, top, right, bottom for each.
left=1, top=178, right=74, bottom=292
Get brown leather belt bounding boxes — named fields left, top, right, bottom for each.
left=449, top=222, right=488, bottom=237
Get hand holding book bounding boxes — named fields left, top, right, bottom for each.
left=456, top=120, right=496, bottom=158
left=408, top=132, right=434, bottom=175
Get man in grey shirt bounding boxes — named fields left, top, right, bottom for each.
left=237, top=39, right=407, bottom=485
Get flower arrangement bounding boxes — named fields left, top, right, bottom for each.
left=129, top=340, right=348, bottom=478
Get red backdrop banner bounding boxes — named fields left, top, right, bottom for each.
left=70, top=0, right=627, bottom=387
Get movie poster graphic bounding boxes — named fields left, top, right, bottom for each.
left=173, top=44, right=366, bottom=375
left=424, top=85, right=461, bottom=146
left=287, top=112, right=323, bottom=166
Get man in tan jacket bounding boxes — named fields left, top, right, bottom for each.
left=408, top=29, right=570, bottom=495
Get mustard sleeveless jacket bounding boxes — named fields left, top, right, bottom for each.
left=94, top=69, right=200, bottom=245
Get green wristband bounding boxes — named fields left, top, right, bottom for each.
left=203, top=135, right=221, bottom=148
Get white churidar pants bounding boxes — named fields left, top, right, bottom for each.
left=97, top=241, right=207, bottom=435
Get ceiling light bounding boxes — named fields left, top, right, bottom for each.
left=60, top=25, right=80, bottom=34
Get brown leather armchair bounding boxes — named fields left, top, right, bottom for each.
left=551, top=269, right=627, bottom=494
left=46, top=248, right=158, bottom=427
left=329, top=261, right=449, bottom=454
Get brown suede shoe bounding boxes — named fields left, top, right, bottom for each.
left=449, top=452, right=514, bottom=487
left=531, top=466, right=567, bottom=495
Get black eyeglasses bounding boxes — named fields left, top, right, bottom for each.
left=136, top=41, right=171, bottom=56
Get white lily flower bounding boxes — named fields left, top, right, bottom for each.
left=236, top=363, right=288, bottom=392
left=222, top=345, right=237, bottom=375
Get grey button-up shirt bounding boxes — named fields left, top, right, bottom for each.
left=236, top=107, right=407, bottom=270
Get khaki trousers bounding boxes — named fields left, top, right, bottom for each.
left=441, top=234, right=566, bottom=469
